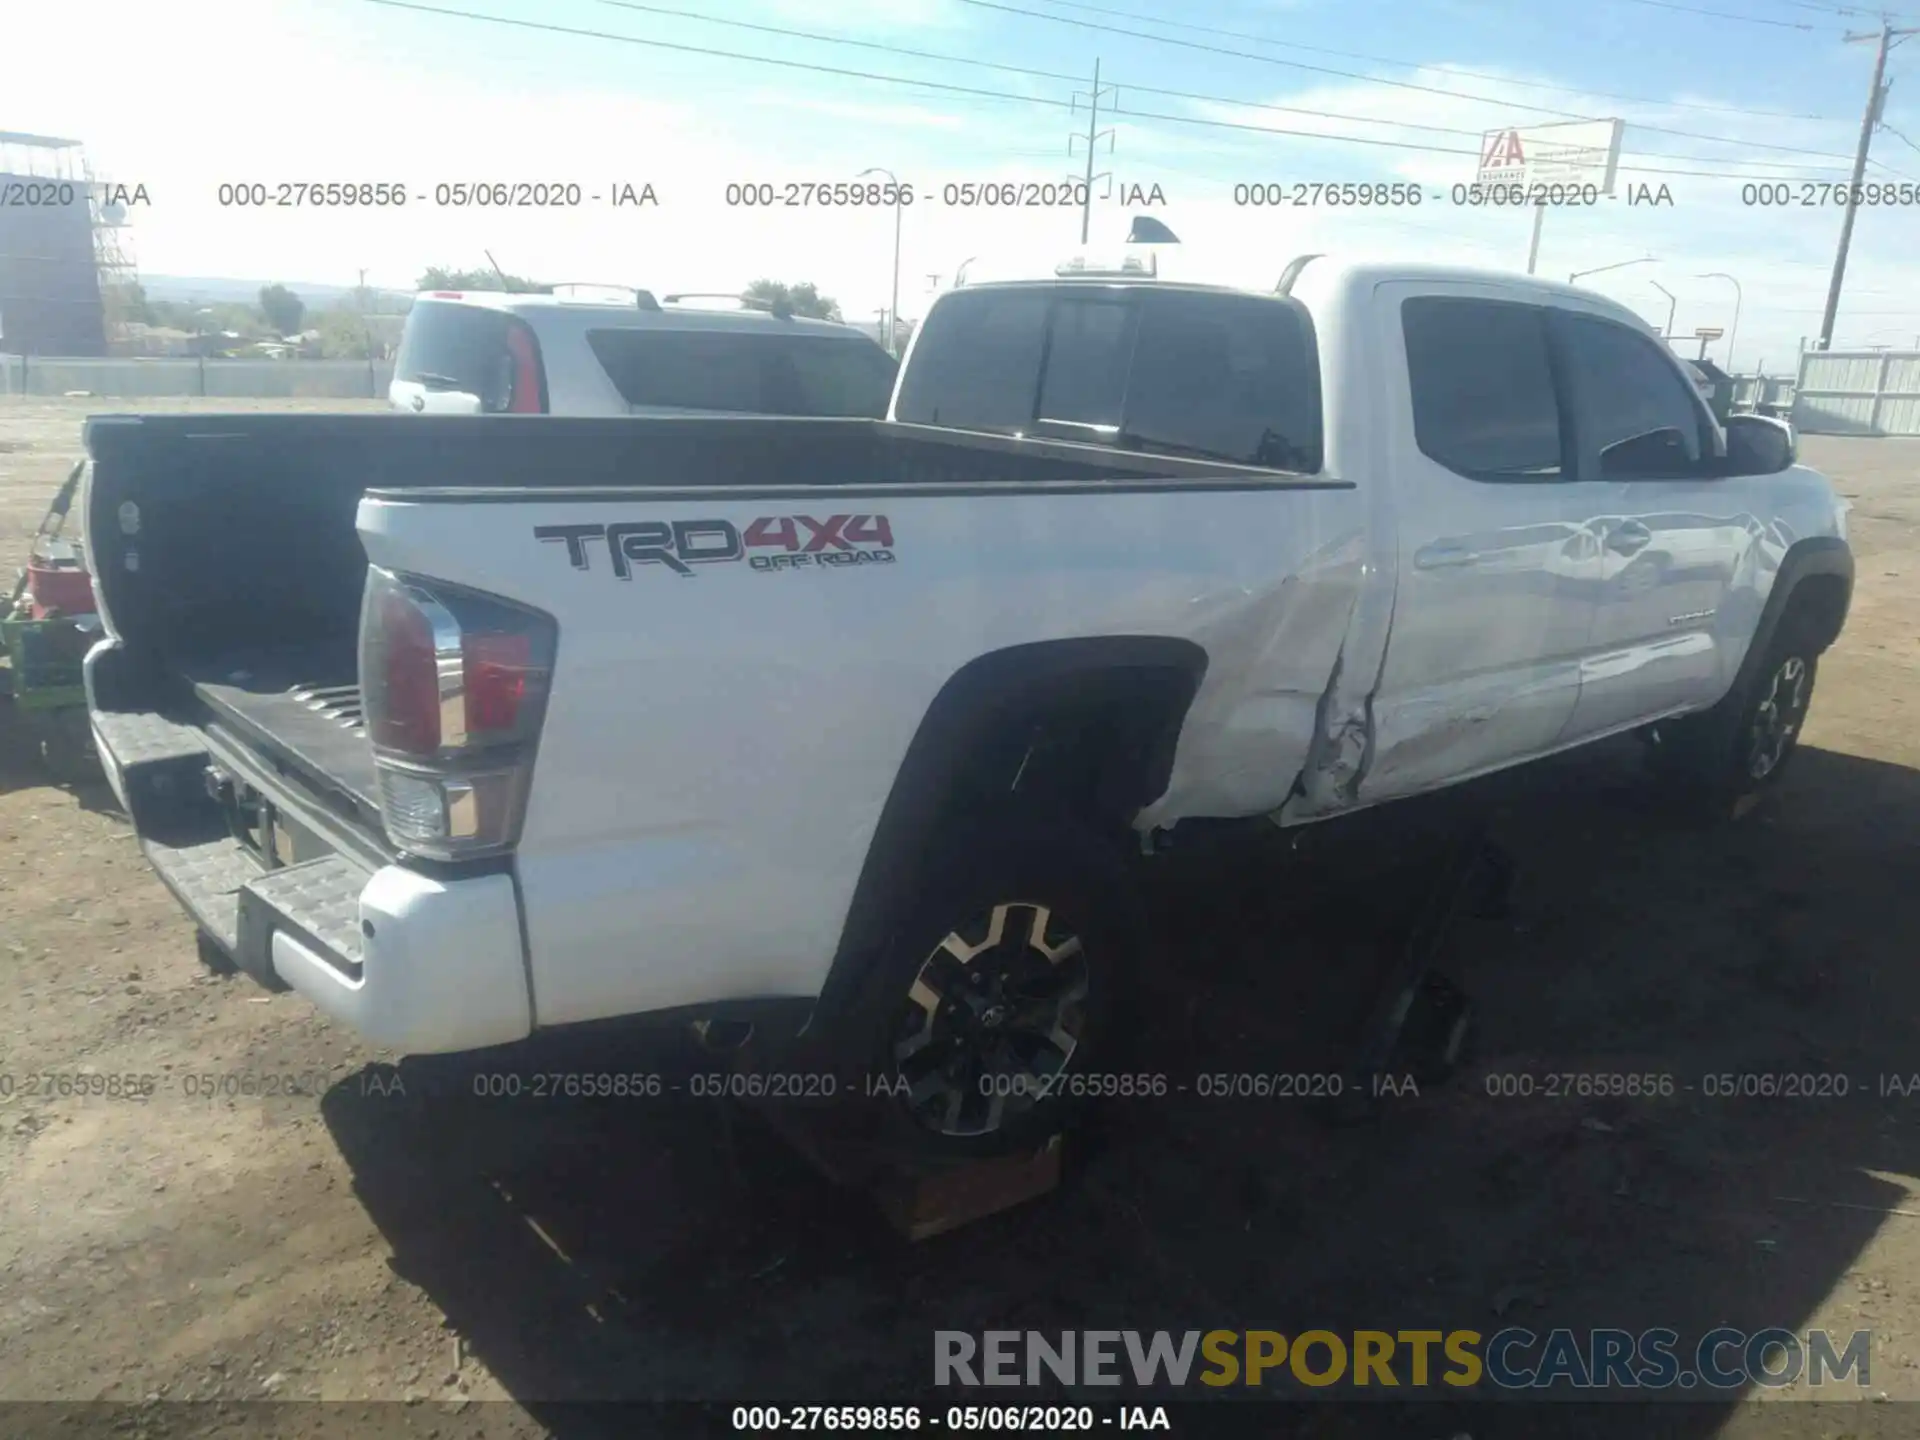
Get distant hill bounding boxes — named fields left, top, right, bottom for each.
left=140, top=274, right=414, bottom=310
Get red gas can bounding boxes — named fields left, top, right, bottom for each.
left=25, top=558, right=94, bottom=620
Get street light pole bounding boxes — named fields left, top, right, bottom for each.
left=1649, top=280, right=1677, bottom=339
left=858, top=167, right=903, bottom=357
left=1696, top=271, right=1742, bottom=372
left=1567, top=256, right=1659, bottom=285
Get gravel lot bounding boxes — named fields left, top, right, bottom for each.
left=4, top=397, right=1920, bottom=1437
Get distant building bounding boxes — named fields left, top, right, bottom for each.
left=0, top=132, right=107, bottom=356
left=117, top=322, right=198, bottom=357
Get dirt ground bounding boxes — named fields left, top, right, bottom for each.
left=4, top=397, right=1920, bottom=1437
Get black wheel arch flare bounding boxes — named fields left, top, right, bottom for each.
left=806, top=636, right=1207, bottom=1041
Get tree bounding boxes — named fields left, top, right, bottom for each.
left=743, top=279, right=841, bottom=320
left=103, top=280, right=152, bottom=327
left=315, top=304, right=376, bottom=360
left=258, top=284, right=305, bottom=336
left=416, top=265, right=549, bottom=293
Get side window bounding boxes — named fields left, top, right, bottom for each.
left=768, top=337, right=898, bottom=417
left=1402, top=296, right=1563, bottom=481
left=1556, top=313, right=1712, bottom=478
left=586, top=329, right=766, bottom=412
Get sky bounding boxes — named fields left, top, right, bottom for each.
left=9, top=0, right=1920, bottom=369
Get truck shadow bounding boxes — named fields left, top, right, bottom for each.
left=0, top=695, right=112, bottom=804
left=321, top=740, right=1920, bottom=1436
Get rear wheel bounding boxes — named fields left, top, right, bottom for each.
left=855, top=804, right=1134, bottom=1159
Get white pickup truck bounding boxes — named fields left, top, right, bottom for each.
left=82, top=256, right=1851, bottom=1155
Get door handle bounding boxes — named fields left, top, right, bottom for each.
left=1605, top=522, right=1652, bottom=556
left=1414, top=542, right=1480, bottom=570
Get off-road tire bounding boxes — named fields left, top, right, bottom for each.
left=1645, top=610, right=1821, bottom=820
left=851, top=802, right=1138, bottom=1160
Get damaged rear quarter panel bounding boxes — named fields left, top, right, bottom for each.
left=1134, top=527, right=1372, bottom=826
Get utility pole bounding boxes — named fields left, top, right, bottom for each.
left=1818, top=21, right=1916, bottom=351
left=1067, top=59, right=1115, bottom=245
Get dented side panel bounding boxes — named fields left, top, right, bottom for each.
left=1288, top=274, right=1611, bottom=816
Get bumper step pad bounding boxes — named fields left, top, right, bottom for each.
left=142, top=831, right=260, bottom=955
left=92, top=709, right=206, bottom=768
left=142, top=829, right=370, bottom=991
left=94, top=710, right=210, bottom=826
left=238, top=854, right=369, bottom=983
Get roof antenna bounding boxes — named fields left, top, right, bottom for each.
left=1126, top=215, right=1179, bottom=244
left=484, top=250, right=511, bottom=289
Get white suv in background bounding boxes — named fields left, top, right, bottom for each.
left=388, top=285, right=899, bottom=417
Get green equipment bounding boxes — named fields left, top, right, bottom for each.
left=2, top=461, right=99, bottom=779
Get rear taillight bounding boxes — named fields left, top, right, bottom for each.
left=503, top=320, right=546, bottom=414
left=358, top=567, right=557, bottom=861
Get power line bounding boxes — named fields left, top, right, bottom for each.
left=960, top=0, right=1901, bottom=163
left=1600, top=0, right=1823, bottom=30
left=353, top=0, right=1880, bottom=183
left=957, top=0, right=1635, bottom=122
left=360, top=0, right=1084, bottom=111
left=1111, top=98, right=1848, bottom=179
left=596, top=0, right=1082, bottom=87
left=1018, top=0, right=1843, bottom=119
left=1776, top=0, right=1919, bottom=19
left=591, top=0, right=1865, bottom=168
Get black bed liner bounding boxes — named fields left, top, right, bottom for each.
left=175, top=645, right=382, bottom=826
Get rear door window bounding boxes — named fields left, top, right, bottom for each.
left=893, top=285, right=1323, bottom=472
left=394, top=302, right=538, bottom=412
left=586, top=329, right=897, bottom=417
left=1401, top=296, right=1565, bottom=481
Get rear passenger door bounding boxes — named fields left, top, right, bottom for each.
left=1548, top=309, right=1751, bottom=741
left=1361, top=285, right=1609, bottom=803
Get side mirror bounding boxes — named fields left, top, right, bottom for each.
left=1723, top=414, right=1796, bottom=475
left=1600, top=427, right=1694, bottom=477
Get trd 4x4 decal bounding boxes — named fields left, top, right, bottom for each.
left=535, top=515, right=896, bottom=578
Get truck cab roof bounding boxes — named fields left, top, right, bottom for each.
left=953, top=256, right=1655, bottom=335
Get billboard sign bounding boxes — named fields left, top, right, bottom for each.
left=1476, top=119, right=1625, bottom=194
